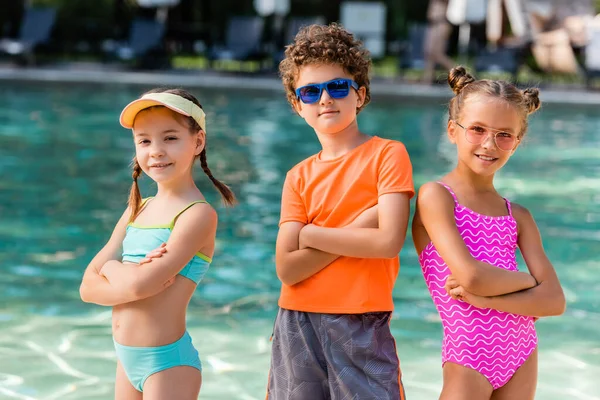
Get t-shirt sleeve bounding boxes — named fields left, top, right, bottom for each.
left=377, top=141, right=415, bottom=198
left=279, top=172, right=308, bottom=226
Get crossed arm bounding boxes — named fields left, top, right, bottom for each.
left=446, top=204, right=566, bottom=317
left=79, top=208, right=139, bottom=306
left=417, top=182, right=565, bottom=317
left=79, top=204, right=217, bottom=306
left=276, top=192, right=411, bottom=286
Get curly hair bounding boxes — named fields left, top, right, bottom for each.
left=279, top=23, right=372, bottom=114
left=447, top=66, right=541, bottom=137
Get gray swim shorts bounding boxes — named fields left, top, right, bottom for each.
left=267, top=308, right=407, bottom=400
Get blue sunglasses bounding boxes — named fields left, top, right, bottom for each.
left=295, top=78, right=359, bottom=104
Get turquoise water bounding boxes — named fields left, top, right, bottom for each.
left=0, top=82, right=599, bottom=400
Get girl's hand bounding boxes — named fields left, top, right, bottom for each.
left=448, top=285, right=489, bottom=309
left=138, top=243, right=167, bottom=265
left=444, top=274, right=460, bottom=293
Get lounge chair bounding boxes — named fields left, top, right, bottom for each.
left=284, top=16, right=325, bottom=45
left=398, top=24, right=427, bottom=73
left=0, top=7, right=57, bottom=65
left=103, top=18, right=167, bottom=69
left=474, top=46, right=521, bottom=80
left=272, top=16, right=326, bottom=66
left=209, top=16, right=266, bottom=63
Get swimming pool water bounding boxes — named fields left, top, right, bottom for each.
left=0, top=82, right=598, bottom=399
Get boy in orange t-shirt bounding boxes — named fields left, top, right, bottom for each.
left=267, top=23, right=414, bottom=400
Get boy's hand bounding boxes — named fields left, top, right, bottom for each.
left=138, top=243, right=167, bottom=265
left=349, top=205, right=379, bottom=228
left=298, top=205, right=379, bottom=251
left=298, top=224, right=314, bottom=250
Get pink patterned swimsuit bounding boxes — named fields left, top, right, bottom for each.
left=419, top=182, right=537, bottom=389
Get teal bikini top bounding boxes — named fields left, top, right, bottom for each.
left=122, top=198, right=211, bottom=284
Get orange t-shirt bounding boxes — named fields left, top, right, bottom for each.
left=278, top=136, right=414, bottom=313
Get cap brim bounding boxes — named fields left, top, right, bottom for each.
left=119, top=98, right=191, bottom=129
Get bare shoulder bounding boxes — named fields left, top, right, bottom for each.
left=167, top=202, right=218, bottom=253
left=510, top=202, right=535, bottom=223
left=188, top=201, right=218, bottom=224
left=172, top=201, right=218, bottom=230
left=417, top=181, right=454, bottom=208
left=510, top=202, right=540, bottom=237
left=112, top=206, right=134, bottom=233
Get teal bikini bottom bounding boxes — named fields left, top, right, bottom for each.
left=114, top=331, right=202, bottom=392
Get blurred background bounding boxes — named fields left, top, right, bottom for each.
left=0, top=0, right=599, bottom=83
left=0, top=0, right=599, bottom=399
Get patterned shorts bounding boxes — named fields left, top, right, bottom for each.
left=267, top=308, right=407, bottom=400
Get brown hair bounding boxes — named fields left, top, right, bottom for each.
left=127, top=88, right=237, bottom=222
left=447, top=66, right=541, bottom=137
left=279, top=23, right=371, bottom=113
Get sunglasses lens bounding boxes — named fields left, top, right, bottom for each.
left=326, top=80, right=350, bottom=98
left=299, top=86, right=321, bottom=104
left=465, top=126, right=486, bottom=144
left=465, top=125, right=517, bottom=151
left=496, top=135, right=516, bottom=151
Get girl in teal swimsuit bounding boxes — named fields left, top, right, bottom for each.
left=79, top=88, right=236, bottom=399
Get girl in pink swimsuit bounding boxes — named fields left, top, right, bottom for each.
left=412, top=66, right=566, bottom=400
